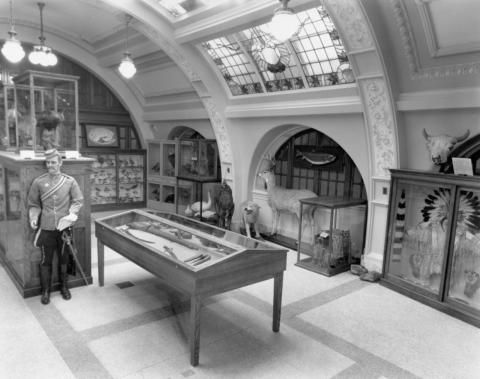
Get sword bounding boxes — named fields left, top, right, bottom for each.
left=61, top=229, right=89, bottom=286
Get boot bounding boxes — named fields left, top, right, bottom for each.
left=39, top=265, right=51, bottom=305
left=59, top=264, right=71, bottom=300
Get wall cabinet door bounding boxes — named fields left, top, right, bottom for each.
left=383, top=170, right=480, bottom=327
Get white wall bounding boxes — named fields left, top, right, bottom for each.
left=400, top=108, right=480, bottom=171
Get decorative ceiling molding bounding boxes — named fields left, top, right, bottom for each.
left=225, top=96, right=362, bottom=118
left=358, top=78, right=396, bottom=177
left=136, top=19, right=233, bottom=168
left=416, top=0, right=480, bottom=57
left=326, top=0, right=398, bottom=179
left=391, top=0, right=480, bottom=79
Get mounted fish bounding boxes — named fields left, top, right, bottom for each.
left=296, top=150, right=336, bottom=166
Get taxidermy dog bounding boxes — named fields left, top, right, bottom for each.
left=241, top=201, right=261, bottom=238
left=213, top=180, right=234, bottom=230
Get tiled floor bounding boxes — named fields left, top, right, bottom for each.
left=1, top=212, right=480, bottom=379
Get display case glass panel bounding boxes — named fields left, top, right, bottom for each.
left=0, top=85, right=18, bottom=148
left=0, top=165, right=5, bottom=221
left=90, top=153, right=117, bottom=205
left=296, top=196, right=367, bottom=276
left=446, top=188, right=480, bottom=312
left=0, top=86, right=6, bottom=147
left=118, top=153, right=144, bottom=204
left=385, top=181, right=452, bottom=295
left=147, top=141, right=161, bottom=176
left=100, top=210, right=239, bottom=268
left=178, top=139, right=219, bottom=180
left=162, top=142, right=177, bottom=177
left=13, top=70, right=79, bottom=153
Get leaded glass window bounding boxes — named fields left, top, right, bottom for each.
left=200, top=5, right=354, bottom=96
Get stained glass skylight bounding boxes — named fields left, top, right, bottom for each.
left=201, top=5, right=354, bottom=96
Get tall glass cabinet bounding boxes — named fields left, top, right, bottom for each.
left=383, top=169, right=480, bottom=327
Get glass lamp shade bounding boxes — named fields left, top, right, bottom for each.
left=270, top=8, right=300, bottom=43
left=119, top=54, right=136, bottom=79
left=28, top=45, right=57, bottom=67
left=1, top=33, right=25, bottom=63
left=261, top=47, right=280, bottom=65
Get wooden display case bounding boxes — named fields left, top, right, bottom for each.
left=146, top=139, right=220, bottom=215
left=83, top=151, right=146, bottom=211
left=147, top=139, right=180, bottom=212
left=178, top=139, right=219, bottom=180
left=296, top=196, right=367, bottom=276
left=0, top=151, right=93, bottom=297
left=382, top=169, right=480, bottom=327
left=95, top=209, right=288, bottom=366
left=12, top=70, right=79, bottom=154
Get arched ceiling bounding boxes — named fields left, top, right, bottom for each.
left=1, top=0, right=479, bottom=126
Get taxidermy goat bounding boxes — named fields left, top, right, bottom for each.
left=257, top=158, right=317, bottom=238
left=423, top=128, right=470, bottom=172
left=213, top=180, right=235, bottom=230
left=37, top=110, right=64, bottom=150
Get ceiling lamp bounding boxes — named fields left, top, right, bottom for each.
left=1, top=0, right=25, bottom=63
left=28, top=2, right=58, bottom=67
left=270, top=0, right=301, bottom=43
left=118, top=15, right=136, bottom=79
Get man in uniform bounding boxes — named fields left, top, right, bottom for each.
left=27, top=149, right=84, bottom=305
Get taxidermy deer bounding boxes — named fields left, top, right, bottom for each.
left=258, top=158, right=317, bottom=238
left=423, top=129, right=470, bottom=172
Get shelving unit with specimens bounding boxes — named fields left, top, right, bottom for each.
left=146, top=138, right=220, bottom=217
left=83, top=151, right=146, bottom=211
left=382, top=169, right=480, bottom=327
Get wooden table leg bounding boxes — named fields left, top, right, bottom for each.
left=189, top=296, right=201, bottom=366
left=272, top=272, right=284, bottom=332
left=97, top=240, right=104, bottom=287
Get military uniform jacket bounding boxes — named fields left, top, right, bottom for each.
left=28, top=173, right=84, bottom=231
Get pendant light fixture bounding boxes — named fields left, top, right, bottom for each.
left=269, top=0, right=301, bottom=43
left=1, top=0, right=25, bottom=63
left=28, top=2, right=58, bottom=67
left=118, top=15, right=136, bottom=79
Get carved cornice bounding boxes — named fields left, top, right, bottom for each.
left=358, top=78, right=396, bottom=177
left=391, top=0, right=480, bottom=79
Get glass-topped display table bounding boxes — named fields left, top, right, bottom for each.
left=95, top=209, right=288, bottom=366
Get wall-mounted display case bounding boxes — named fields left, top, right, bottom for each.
left=0, top=151, right=93, bottom=298
left=95, top=209, right=288, bottom=366
left=296, top=196, right=367, bottom=276
left=383, top=169, right=480, bottom=327
left=83, top=151, right=146, bottom=211
left=11, top=70, right=79, bottom=154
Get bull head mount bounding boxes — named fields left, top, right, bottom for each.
left=422, top=128, right=470, bottom=170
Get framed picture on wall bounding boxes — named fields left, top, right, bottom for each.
left=85, top=124, right=119, bottom=147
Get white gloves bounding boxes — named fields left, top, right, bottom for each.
left=64, top=213, right=78, bottom=223
left=57, top=213, right=78, bottom=230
